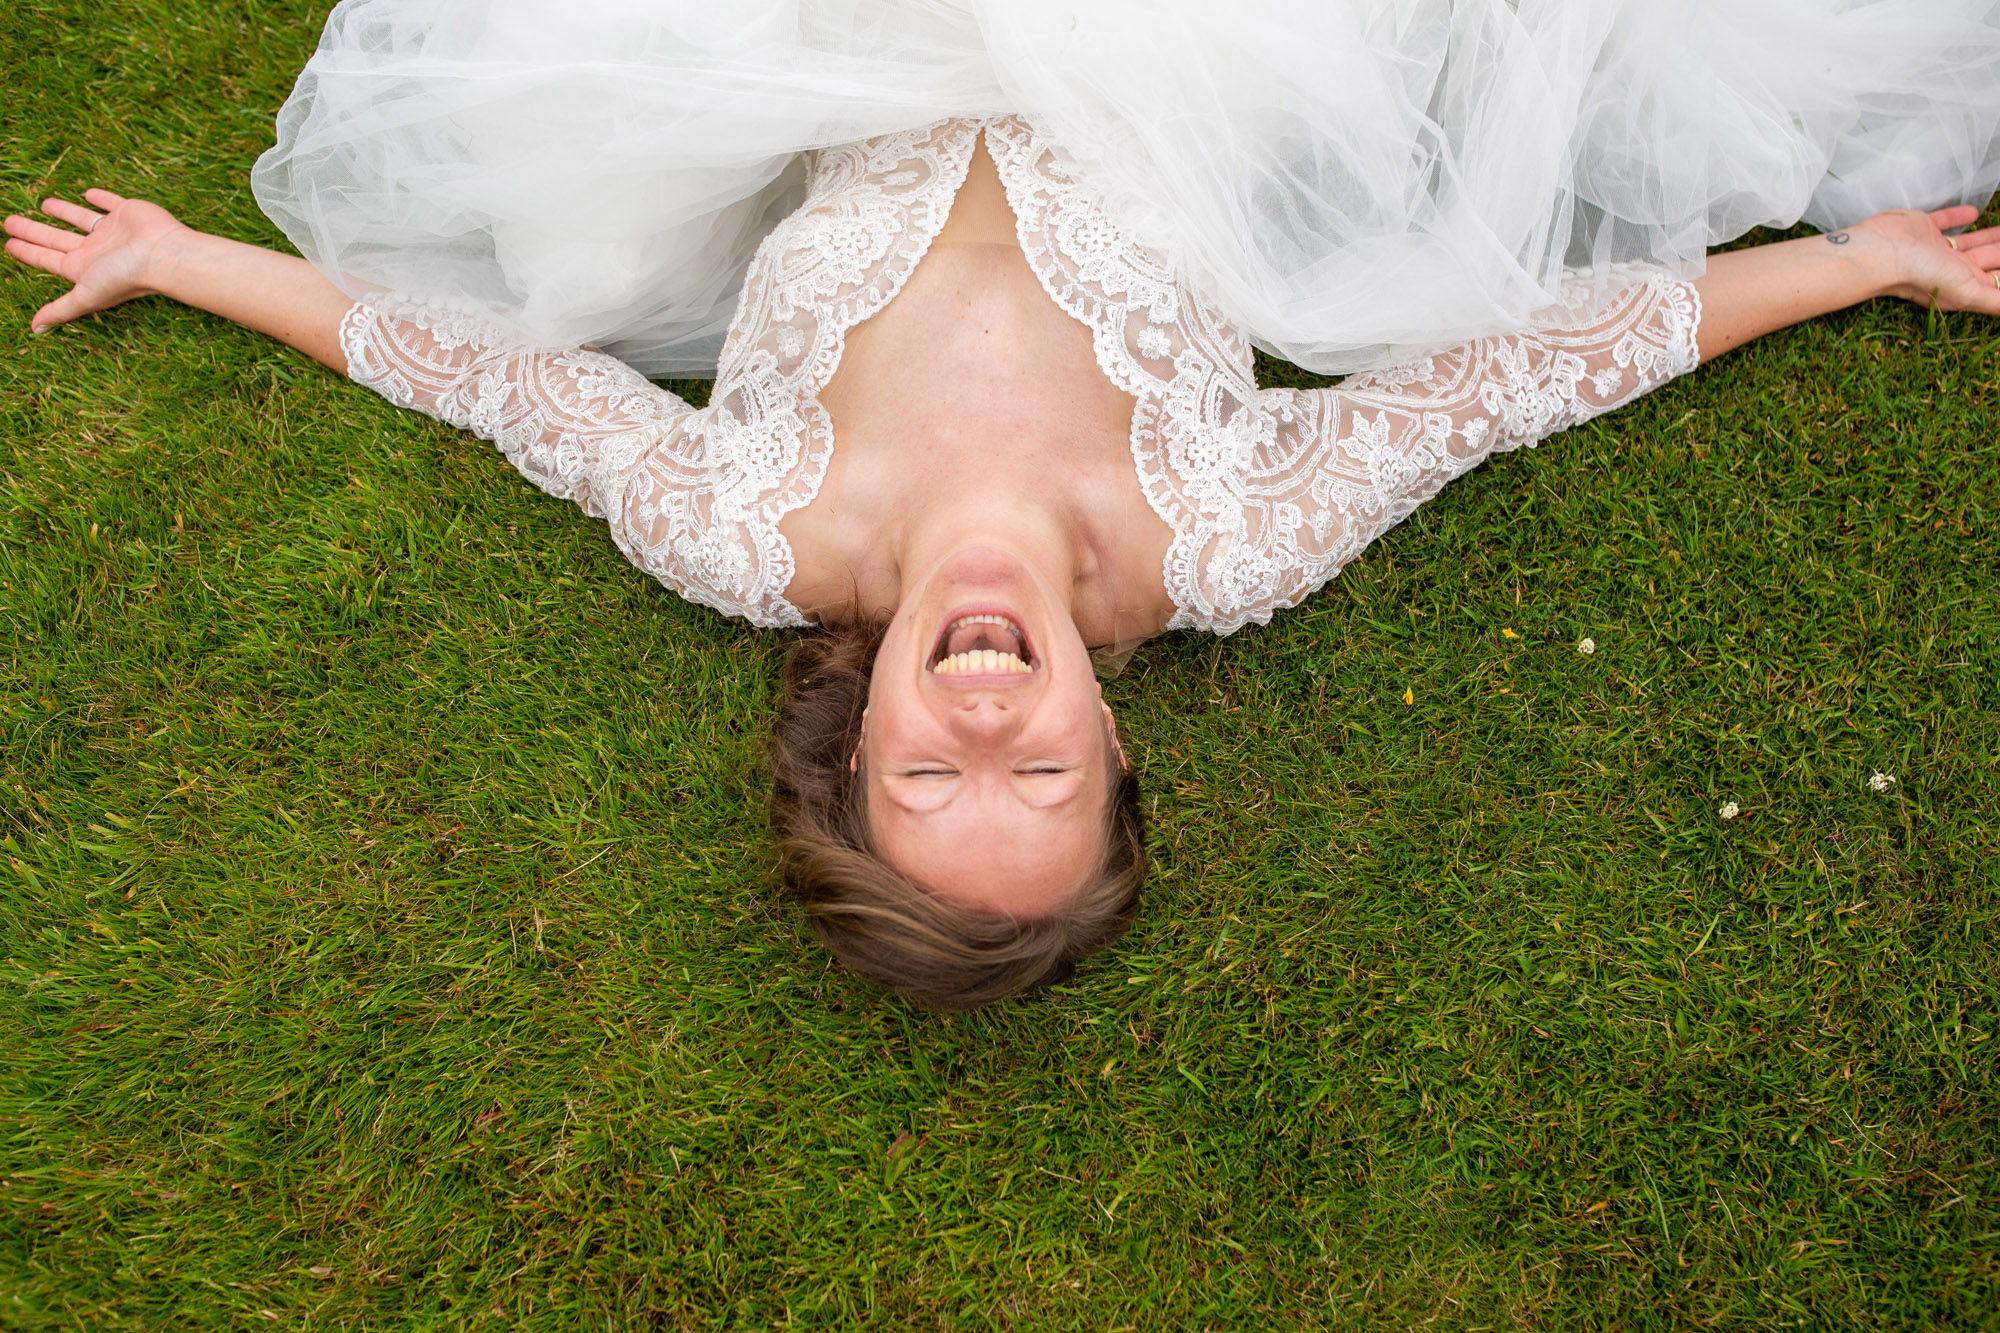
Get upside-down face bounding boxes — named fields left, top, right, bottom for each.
left=859, top=542, right=1121, bottom=916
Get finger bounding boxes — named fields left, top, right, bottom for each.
left=3, top=236, right=72, bottom=277
left=1966, top=281, right=2000, bottom=316
left=82, top=188, right=128, bottom=209
left=1952, top=241, right=2000, bottom=270
left=1950, top=271, right=2000, bottom=316
left=30, top=290, right=95, bottom=332
left=1947, top=224, right=2000, bottom=251
left=40, top=197, right=105, bottom=232
left=3, top=215, right=84, bottom=253
left=1929, top=204, right=1984, bottom=230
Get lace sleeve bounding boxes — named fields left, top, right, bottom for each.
left=1231, top=273, right=1701, bottom=628
left=338, top=297, right=806, bottom=628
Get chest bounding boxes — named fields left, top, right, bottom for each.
left=778, top=134, right=1173, bottom=630
left=814, top=241, right=1142, bottom=498
left=696, top=115, right=1265, bottom=635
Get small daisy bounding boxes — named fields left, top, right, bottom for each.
left=1577, top=637, right=1596, bottom=655
left=1867, top=771, right=1896, bottom=793
left=1718, top=801, right=1740, bottom=820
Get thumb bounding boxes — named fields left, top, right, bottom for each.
left=31, top=289, right=96, bottom=333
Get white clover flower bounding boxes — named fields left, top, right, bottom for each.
left=1868, top=771, right=1897, bottom=793
left=1718, top=801, right=1740, bottom=820
left=1577, top=637, right=1596, bottom=655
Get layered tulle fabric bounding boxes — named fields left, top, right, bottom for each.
left=254, top=0, right=2000, bottom=375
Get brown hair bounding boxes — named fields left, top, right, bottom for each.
left=768, top=621, right=1146, bottom=1010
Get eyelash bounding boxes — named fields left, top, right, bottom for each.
left=901, top=767, right=1070, bottom=778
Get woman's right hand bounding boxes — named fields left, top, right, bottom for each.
left=3, top=189, right=190, bottom=334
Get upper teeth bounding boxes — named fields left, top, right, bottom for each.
left=934, top=649, right=1032, bottom=675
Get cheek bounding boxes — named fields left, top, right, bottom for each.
left=867, top=623, right=929, bottom=708
left=865, top=803, right=933, bottom=883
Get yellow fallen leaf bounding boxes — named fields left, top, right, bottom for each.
left=1402, top=687, right=1414, bottom=705
left=1502, top=627, right=1519, bottom=639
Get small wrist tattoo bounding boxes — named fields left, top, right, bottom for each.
left=1827, top=232, right=1852, bottom=245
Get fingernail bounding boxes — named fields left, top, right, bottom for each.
left=29, top=326, right=48, bottom=336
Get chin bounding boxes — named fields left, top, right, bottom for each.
left=921, top=544, right=1045, bottom=598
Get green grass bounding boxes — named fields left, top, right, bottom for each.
left=3, top=3, right=1997, bottom=1328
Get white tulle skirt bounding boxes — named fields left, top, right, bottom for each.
left=253, top=0, right=2000, bottom=376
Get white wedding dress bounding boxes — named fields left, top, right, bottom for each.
left=255, top=0, right=2000, bottom=378
left=331, top=117, right=1701, bottom=634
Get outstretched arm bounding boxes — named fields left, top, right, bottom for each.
left=2, top=191, right=802, bottom=627
left=1, top=192, right=692, bottom=518
left=1693, top=205, right=2000, bottom=362
left=1198, top=205, right=2000, bottom=632
left=4, top=190, right=352, bottom=369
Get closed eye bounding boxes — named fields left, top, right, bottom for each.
left=897, top=767, right=1071, bottom=777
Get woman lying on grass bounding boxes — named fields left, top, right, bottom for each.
left=13, top=171, right=1997, bottom=1008
left=13, top=0, right=2000, bottom=1010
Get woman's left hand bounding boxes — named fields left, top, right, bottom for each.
left=1862, top=204, right=2000, bottom=315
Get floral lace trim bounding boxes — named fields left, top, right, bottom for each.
left=987, top=118, right=1702, bottom=636
left=986, top=117, right=1293, bottom=633
left=698, top=119, right=978, bottom=623
left=1221, top=273, right=1703, bottom=634
left=344, top=118, right=1702, bottom=638
left=339, top=122, right=978, bottom=630
left=340, top=295, right=787, bottom=617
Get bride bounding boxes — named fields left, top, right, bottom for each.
left=9, top=1, right=2000, bottom=1009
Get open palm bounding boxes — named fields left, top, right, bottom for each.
left=3, top=189, right=188, bottom=332
left=1869, top=204, right=2000, bottom=314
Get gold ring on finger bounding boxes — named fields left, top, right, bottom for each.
left=1948, top=234, right=1960, bottom=250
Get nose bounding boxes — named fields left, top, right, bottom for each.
left=950, top=696, right=1017, bottom=742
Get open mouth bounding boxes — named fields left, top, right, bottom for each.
left=929, top=611, right=1036, bottom=676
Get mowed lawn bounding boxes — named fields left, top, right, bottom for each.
left=2, top=4, right=1996, bottom=1329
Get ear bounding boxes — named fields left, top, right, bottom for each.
left=1101, top=701, right=1128, bottom=772
left=848, top=707, right=869, bottom=774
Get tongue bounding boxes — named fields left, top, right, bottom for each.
left=945, top=623, right=1025, bottom=659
